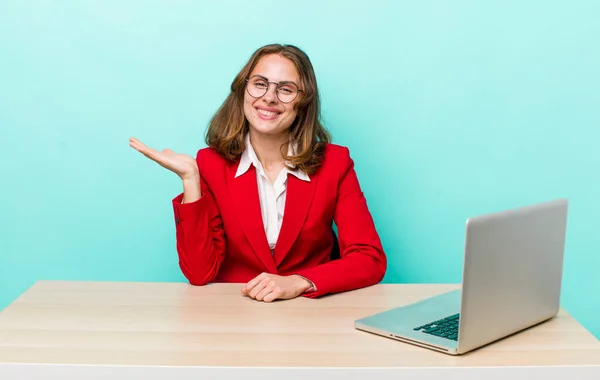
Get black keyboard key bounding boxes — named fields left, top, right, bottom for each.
left=413, top=313, right=461, bottom=341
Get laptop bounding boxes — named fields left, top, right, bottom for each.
left=354, top=198, right=569, bottom=355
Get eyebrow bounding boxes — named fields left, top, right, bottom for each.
left=253, top=74, right=300, bottom=87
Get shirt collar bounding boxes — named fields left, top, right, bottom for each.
left=234, top=133, right=310, bottom=182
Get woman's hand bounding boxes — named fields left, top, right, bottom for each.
left=241, top=273, right=314, bottom=302
left=129, top=137, right=198, bottom=180
left=129, top=137, right=201, bottom=203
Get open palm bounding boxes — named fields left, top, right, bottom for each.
left=129, top=137, right=198, bottom=180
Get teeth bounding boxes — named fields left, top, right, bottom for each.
left=257, top=108, right=278, bottom=117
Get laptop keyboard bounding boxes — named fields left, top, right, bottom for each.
left=413, top=313, right=460, bottom=341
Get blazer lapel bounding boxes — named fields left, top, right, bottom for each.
left=228, top=164, right=278, bottom=274
left=273, top=172, right=318, bottom=266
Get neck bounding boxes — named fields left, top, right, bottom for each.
left=249, top=130, right=289, bottom=171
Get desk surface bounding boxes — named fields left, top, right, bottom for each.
left=0, top=281, right=599, bottom=368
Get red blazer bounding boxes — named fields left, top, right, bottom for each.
left=171, top=143, right=386, bottom=298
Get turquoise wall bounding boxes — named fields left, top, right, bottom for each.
left=1, top=1, right=599, bottom=338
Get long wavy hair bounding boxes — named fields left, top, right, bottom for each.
left=205, top=44, right=331, bottom=175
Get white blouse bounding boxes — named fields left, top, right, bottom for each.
left=234, top=134, right=310, bottom=250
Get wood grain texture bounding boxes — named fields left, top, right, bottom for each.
left=0, top=281, right=598, bottom=367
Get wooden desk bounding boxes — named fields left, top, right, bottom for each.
left=1, top=281, right=599, bottom=379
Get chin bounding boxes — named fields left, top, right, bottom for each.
left=251, top=124, right=286, bottom=136
left=250, top=119, right=290, bottom=136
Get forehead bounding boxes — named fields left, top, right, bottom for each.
left=250, top=54, right=300, bottom=83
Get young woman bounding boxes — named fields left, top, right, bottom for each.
left=130, top=44, right=386, bottom=302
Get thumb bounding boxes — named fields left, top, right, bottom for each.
left=162, top=148, right=174, bottom=154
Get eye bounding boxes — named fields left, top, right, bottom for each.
left=253, top=80, right=267, bottom=88
left=278, top=86, right=294, bottom=94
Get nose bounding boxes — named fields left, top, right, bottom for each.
left=262, top=82, right=279, bottom=103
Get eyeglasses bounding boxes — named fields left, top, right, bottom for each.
left=245, top=75, right=303, bottom=103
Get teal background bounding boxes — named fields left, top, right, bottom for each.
left=1, top=1, right=599, bottom=338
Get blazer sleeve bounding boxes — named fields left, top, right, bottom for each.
left=294, top=147, right=387, bottom=297
left=171, top=152, right=226, bottom=286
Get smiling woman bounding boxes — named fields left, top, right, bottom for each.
left=129, top=44, right=386, bottom=302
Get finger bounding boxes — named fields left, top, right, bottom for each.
left=263, top=290, right=280, bottom=303
left=163, top=148, right=174, bottom=154
left=250, top=276, right=275, bottom=298
left=241, top=284, right=252, bottom=295
left=255, top=284, right=274, bottom=301
left=133, top=142, right=158, bottom=157
left=129, top=139, right=150, bottom=155
left=242, top=276, right=261, bottom=296
left=249, top=281, right=268, bottom=299
left=129, top=137, right=148, bottom=151
left=244, top=273, right=267, bottom=294
left=129, top=138, right=160, bottom=159
left=249, top=276, right=273, bottom=298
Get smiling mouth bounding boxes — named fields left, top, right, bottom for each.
left=256, top=108, right=281, bottom=119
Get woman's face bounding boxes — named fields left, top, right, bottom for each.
left=243, top=54, right=302, bottom=139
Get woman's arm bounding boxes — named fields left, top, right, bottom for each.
left=172, top=154, right=227, bottom=286
left=129, top=138, right=226, bottom=285
left=293, top=147, right=387, bottom=297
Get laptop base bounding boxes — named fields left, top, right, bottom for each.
left=354, top=290, right=462, bottom=355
